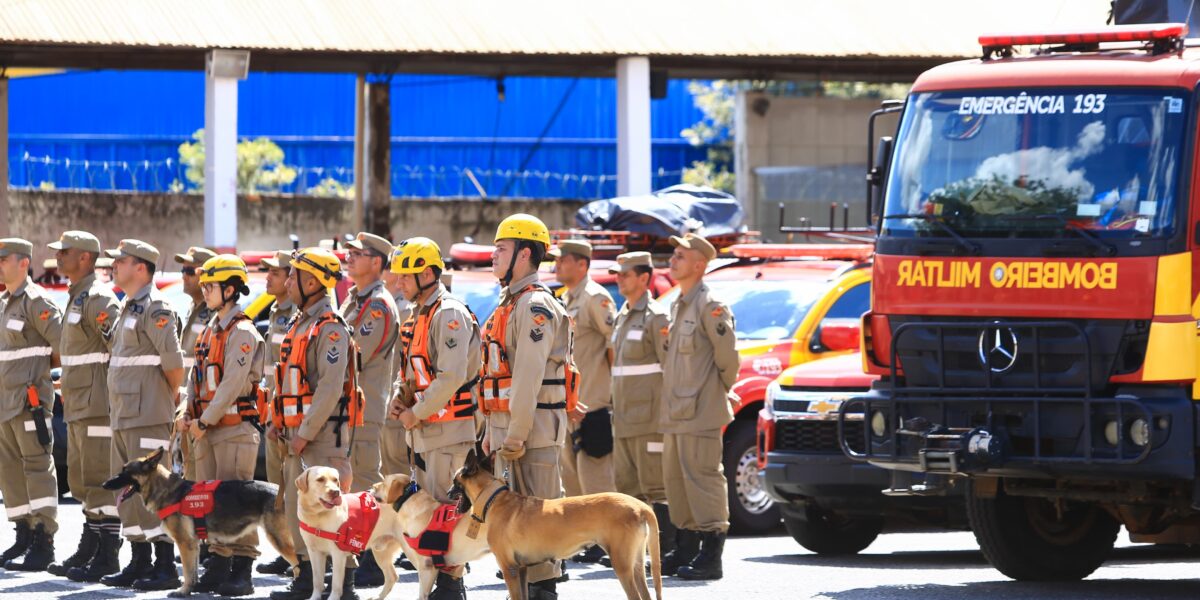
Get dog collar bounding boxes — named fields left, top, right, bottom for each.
left=393, top=481, right=420, bottom=513
left=469, top=482, right=508, bottom=525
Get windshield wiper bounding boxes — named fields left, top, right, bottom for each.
left=883, top=213, right=981, bottom=255
left=994, top=214, right=1117, bottom=257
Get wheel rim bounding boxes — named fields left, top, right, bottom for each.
left=1022, top=498, right=1098, bottom=546
left=735, top=443, right=774, bottom=515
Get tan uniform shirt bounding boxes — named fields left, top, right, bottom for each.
left=60, top=273, right=121, bottom=422
left=339, top=280, right=398, bottom=426
left=107, top=283, right=184, bottom=430
left=291, top=295, right=353, bottom=443
left=564, top=278, right=616, bottom=412
left=189, top=310, right=265, bottom=442
left=610, top=293, right=669, bottom=439
left=661, top=282, right=739, bottom=435
left=265, top=299, right=298, bottom=396
left=395, top=284, right=480, bottom=454
left=390, top=293, right=412, bottom=382
left=0, top=279, right=62, bottom=422
left=484, top=272, right=569, bottom=449
left=181, top=299, right=214, bottom=372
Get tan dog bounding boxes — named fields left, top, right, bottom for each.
left=295, top=466, right=406, bottom=600
left=378, top=473, right=494, bottom=599
left=451, top=451, right=663, bottom=600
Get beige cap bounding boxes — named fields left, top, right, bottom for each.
left=95, top=257, right=114, bottom=268
left=548, top=239, right=592, bottom=259
left=174, top=246, right=217, bottom=266
left=608, top=251, right=653, bottom=273
left=261, top=250, right=293, bottom=270
left=48, top=230, right=101, bottom=253
left=346, top=232, right=394, bottom=258
left=105, top=239, right=161, bottom=264
left=43, top=259, right=57, bottom=270
left=0, top=238, right=34, bottom=258
left=669, top=233, right=717, bottom=261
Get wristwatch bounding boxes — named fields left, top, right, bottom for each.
left=197, top=421, right=209, bottom=431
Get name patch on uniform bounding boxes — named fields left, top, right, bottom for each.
left=6, top=319, right=24, bottom=331
left=123, top=317, right=138, bottom=330
left=271, top=333, right=285, bottom=345
left=191, top=323, right=205, bottom=334
left=627, top=329, right=644, bottom=341
left=67, top=312, right=81, bottom=324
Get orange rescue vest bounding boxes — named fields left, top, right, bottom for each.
left=273, top=311, right=365, bottom=444
left=478, top=283, right=580, bottom=415
left=398, top=297, right=476, bottom=423
left=191, top=314, right=263, bottom=428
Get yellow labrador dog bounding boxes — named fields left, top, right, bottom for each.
left=295, top=466, right=406, bottom=600
left=452, top=451, right=663, bottom=600
left=378, top=473, right=494, bottom=600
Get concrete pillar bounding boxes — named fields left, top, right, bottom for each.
left=363, top=79, right=391, bottom=238
left=0, top=76, right=8, bottom=238
left=352, top=74, right=366, bottom=233
left=616, top=57, right=651, bottom=197
left=735, top=90, right=770, bottom=234
left=204, top=49, right=249, bottom=253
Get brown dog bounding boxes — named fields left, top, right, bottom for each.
left=378, top=473, right=494, bottom=599
left=295, top=466, right=406, bottom=600
left=451, top=451, right=663, bottom=600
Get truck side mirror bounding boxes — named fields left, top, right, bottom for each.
left=815, top=319, right=862, bottom=353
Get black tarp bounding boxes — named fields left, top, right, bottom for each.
left=574, top=184, right=745, bottom=237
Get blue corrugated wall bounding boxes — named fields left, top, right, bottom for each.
left=8, top=70, right=710, bottom=198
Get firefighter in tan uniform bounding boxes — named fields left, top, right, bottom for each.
left=480, top=214, right=573, bottom=600
left=339, top=232, right=399, bottom=587
left=176, top=255, right=265, bottom=596
left=605, top=251, right=675, bottom=564
left=388, top=237, right=480, bottom=600
left=549, top=239, right=617, bottom=565
left=45, top=232, right=122, bottom=581
left=255, top=250, right=301, bottom=578
left=101, top=239, right=185, bottom=591
left=0, top=238, right=63, bottom=572
left=269, top=248, right=361, bottom=600
left=381, top=267, right=414, bottom=478
left=174, top=246, right=216, bottom=482
left=660, top=233, right=739, bottom=581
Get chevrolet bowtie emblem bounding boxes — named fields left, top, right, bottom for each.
left=978, top=326, right=1019, bottom=373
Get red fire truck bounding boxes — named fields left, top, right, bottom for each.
left=841, top=23, right=1200, bottom=581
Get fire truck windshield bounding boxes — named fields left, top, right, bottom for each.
left=882, top=88, right=1188, bottom=241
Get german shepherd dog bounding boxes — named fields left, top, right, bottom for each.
left=450, top=451, right=663, bottom=600
left=103, top=448, right=298, bottom=597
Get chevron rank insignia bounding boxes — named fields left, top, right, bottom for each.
left=529, top=328, right=544, bottom=343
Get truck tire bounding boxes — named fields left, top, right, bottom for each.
left=966, top=480, right=1119, bottom=581
left=724, top=419, right=780, bottom=534
left=783, top=507, right=882, bottom=555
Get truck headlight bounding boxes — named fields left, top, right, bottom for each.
left=764, top=381, right=780, bottom=416
left=1130, top=418, right=1150, bottom=447
left=870, top=410, right=887, bottom=438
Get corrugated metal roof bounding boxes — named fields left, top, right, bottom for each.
left=0, top=0, right=1112, bottom=59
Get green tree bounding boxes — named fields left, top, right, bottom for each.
left=174, top=129, right=298, bottom=194
left=680, top=80, right=910, bottom=192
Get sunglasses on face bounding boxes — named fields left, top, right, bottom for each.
left=182, top=267, right=197, bottom=276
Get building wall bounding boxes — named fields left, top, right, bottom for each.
left=734, top=93, right=883, bottom=237
left=10, top=191, right=583, bottom=269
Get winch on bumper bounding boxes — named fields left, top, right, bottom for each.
left=837, top=387, right=1195, bottom=481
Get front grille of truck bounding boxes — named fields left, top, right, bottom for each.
left=776, top=420, right=864, bottom=455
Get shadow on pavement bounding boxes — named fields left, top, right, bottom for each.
left=744, top=542, right=1200, bottom=571
left=824, top=579, right=1200, bottom=600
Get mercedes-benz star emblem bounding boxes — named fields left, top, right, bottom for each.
left=978, top=327, right=1019, bottom=373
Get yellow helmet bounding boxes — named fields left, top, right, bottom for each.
left=494, top=213, right=550, bottom=249
left=391, top=237, right=444, bottom=274
left=290, top=247, right=343, bottom=289
left=197, top=254, right=248, bottom=285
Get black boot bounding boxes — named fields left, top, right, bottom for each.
left=269, top=559, right=313, bottom=600
left=354, top=551, right=384, bottom=587
left=428, top=570, right=467, bottom=600
left=661, top=529, right=700, bottom=576
left=257, top=554, right=292, bottom=575
left=0, top=521, right=32, bottom=565
left=193, top=552, right=231, bottom=593
left=5, top=523, right=54, bottom=571
left=653, top=503, right=677, bottom=557
left=527, top=578, right=557, bottom=600
left=322, top=567, right=358, bottom=600
left=131, top=541, right=181, bottom=591
left=571, top=544, right=607, bottom=564
left=216, top=555, right=256, bottom=597
left=70, top=526, right=122, bottom=582
left=100, top=540, right=152, bottom=587
left=48, top=520, right=99, bottom=576
left=676, top=530, right=725, bottom=581
left=395, top=555, right=416, bottom=570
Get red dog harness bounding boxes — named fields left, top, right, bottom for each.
left=299, top=491, right=381, bottom=553
left=403, top=503, right=466, bottom=569
left=157, top=480, right=221, bottom=540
